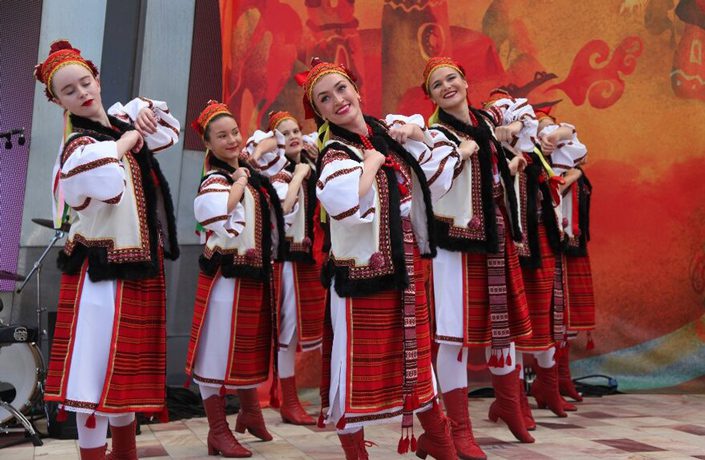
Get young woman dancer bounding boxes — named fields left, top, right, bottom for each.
left=35, top=40, right=180, bottom=460
left=184, top=100, right=284, bottom=457
left=422, top=57, right=535, bottom=453
left=483, top=93, right=578, bottom=427
left=536, top=109, right=593, bottom=404
left=242, top=110, right=326, bottom=425
left=300, top=58, right=460, bottom=459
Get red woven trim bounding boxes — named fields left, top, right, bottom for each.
left=330, top=205, right=359, bottom=220
left=61, top=157, right=119, bottom=179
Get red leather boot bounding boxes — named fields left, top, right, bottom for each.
left=107, top=420, right=137, bottom=460
left=415, top=402, right=458, bottom=460
left=80, top=444, right=107, bottom=460
left=518, top=379, right=536, bottom=431
left=203, top=395, right=252, bottom=457
left=337, top=428, right=369, bottom=460
left=442, top=388, right=486, bottom=459
left=557, top=344, right=583, bottom=402
left=279, top=376, right=315, bottom=425
left=235, top=388, right=273, bottom=441
left=531, top=364, right=567, bottom=417
left=561, top=396, right=577, bottom=411
left=488, top=369, right=535, bottom=443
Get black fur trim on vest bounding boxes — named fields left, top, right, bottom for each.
left=435, top=108, right=522, bottom=252
left=57, top=114, right=179, bottom=282
left=316, top=116, right=436, bottom=298
left=519, top=152, right=562, bottom=269
left=565, top=169, right=592, bottom=257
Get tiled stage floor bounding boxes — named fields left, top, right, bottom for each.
left=3, top=393, right=705, bottom=459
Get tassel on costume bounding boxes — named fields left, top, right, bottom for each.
left=56, top=407, right=68, bottom=422
left=85, top=413, right=96, bottom=429
left=488, top=351, right=499, bottom=368
left=335, top=415, right=346, bottom=430
left=586, top=331, right=595, bottom=350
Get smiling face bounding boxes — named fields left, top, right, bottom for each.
left=276, top=118, right=303, bottom=160
left=427, top=66, right=469, bottom=111
left=51, top=64, right=104, bottom=121
left=311, top=73, right=362, bottom=129
left=204, top=115, right=242, bottom=165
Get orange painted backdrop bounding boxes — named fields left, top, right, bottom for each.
left=220, top=0, right=705, bottom=391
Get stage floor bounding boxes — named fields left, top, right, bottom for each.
left=3, top=393, right=705, bottom=459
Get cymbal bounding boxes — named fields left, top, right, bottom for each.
left=0, top=270, right=25, bottom=282
left=32, top=218, right=70, bottom=232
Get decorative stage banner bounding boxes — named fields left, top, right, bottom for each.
left=219, top=0, right=705, bottom=392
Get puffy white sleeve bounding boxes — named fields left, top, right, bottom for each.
left=60, top=136, right=126, bottom=210
left=539, top=123, right=587, bottom=174
left=316, top=150, right=375, bottom=225
left=108, top=97, right=180, bottom=152
left=244, top=130, right=288, bottom=178
left=302, top=131, right=319, bottom=147
left=270, top=171, right=298, bottom=230
left=489, top=97, right=538, bottom=152
left=385, top=114, right=459, bottom=202
left=193, top=174, right=246, bottom=238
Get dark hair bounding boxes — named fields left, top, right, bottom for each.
left=204, top=113, right=235, bottom=142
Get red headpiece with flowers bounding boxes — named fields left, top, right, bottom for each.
left=267, top=110, right=297, bottom=132
left=421, top=56, right=466, bottom=95
left=34, top=39, right=99, bottom=101
left=295, top=57, right=358, bottom=119
left=191, top=100, right=233, bottom=138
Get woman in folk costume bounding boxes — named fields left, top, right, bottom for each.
left=184, top=100, right=285, bottom=457
left=483, top=93, right=576, bottom=427
left=35, top=40, right=180, bottom=460
left=536, top=109, right=593, bottom=404
left=241, top=110, right=326, bottom=425
left=298, top=58, right=460, bottom=460
left=422, top=57, right=534, bottom=452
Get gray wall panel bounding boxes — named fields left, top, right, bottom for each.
left=21, top=0, right=108, bottom=247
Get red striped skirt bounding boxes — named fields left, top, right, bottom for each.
left=273, top=260, right=326, bottom=351
left=322, top=253, right=436, bottom=424
left=462, top=227, right=532, bottom=346
left=185, top=272, right=272, bottom=386
left=565, top=254, right=596, bottom=331
left=517, top=225, right=556, bottom=351
left=45, top=262, right=167, bottom=414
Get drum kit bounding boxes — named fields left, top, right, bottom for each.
left=0, top=218, right=70, bottom=446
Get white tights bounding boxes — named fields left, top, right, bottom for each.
left=76, top=412, right=135, bottom=448
left=278, top=337, right=298, bottom=379
left=436, top=343, right=468, bottom=393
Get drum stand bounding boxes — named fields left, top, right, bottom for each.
left=0, top=229, right=64, bottom=446
left=16, top=227, right=65, bottom=350
left=0, top=402, right=42, bottom=446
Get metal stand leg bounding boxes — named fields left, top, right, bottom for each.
left=0, top=401, right=43, bottom=446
